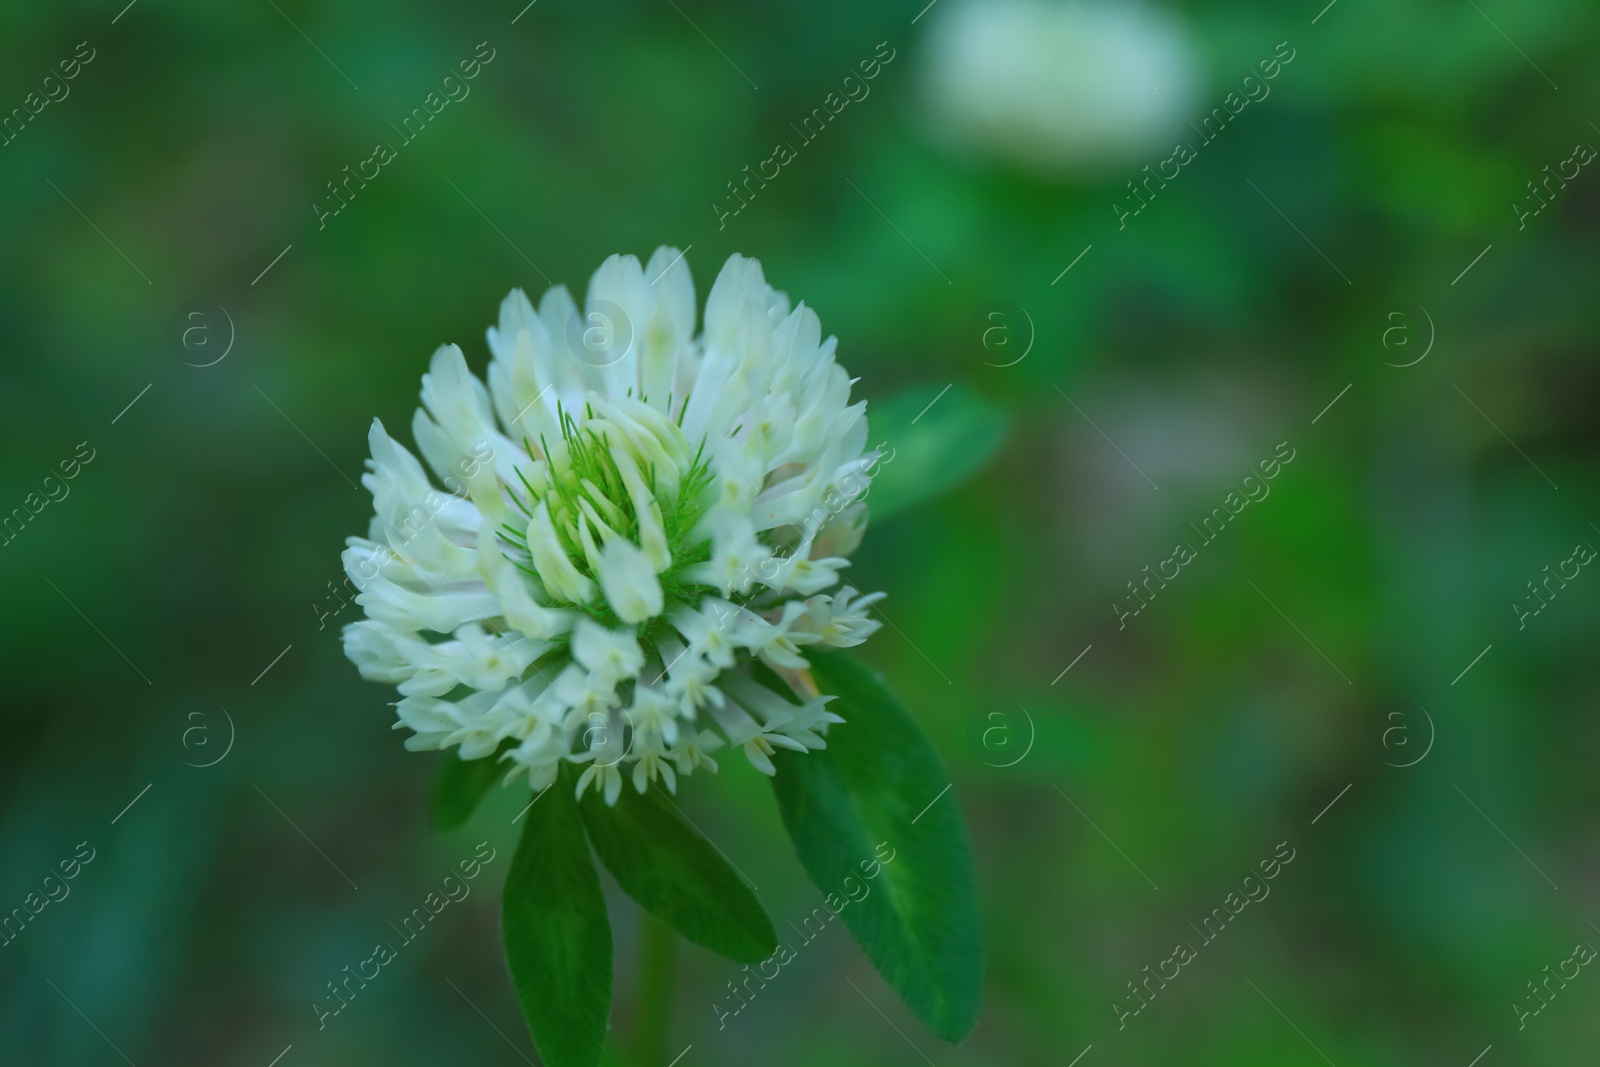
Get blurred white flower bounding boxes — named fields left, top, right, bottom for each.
left=918, top=0, right=1200, bottom=175
left=342, top=250, right=881, bottom=801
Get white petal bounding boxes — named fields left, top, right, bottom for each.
left=596, top=538, right=663, bottom=623
left=527, top=501, right=595, bottom=604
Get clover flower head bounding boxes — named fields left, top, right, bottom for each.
left=341, top=249, right=882, bottom=802
left=920, top=0, right=1200, bottom=174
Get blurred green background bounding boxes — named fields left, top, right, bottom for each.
left=2, top=0, right=1598, bottom=1063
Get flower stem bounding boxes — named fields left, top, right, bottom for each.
left=633, top=912, right=676, bottom=1067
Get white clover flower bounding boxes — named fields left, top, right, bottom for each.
left=918, top=0, right=1201, bottom=175
left=341, top=249, right=880, bottom=802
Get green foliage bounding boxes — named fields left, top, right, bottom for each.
left=866, top=383, right=1009, bottom=522
left=579, top=782, right=778, bottom=964
left=430, top=741, right=513, bottom=831
left=6, top=0, right=1598, bottom=1061
left=503, top=773, right=612, bottom=1067
left=772, top=648, right=984, bottom=1043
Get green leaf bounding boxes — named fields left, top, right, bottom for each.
left=867, top=383, right=1008, bottom=522
left=580, top=783, right=777, bottom=963
left=431, top=740, right=514, bottom=831
left=771, top=649, right=983, bottom=1043
left=503, top=770, right=612, bottom=1067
